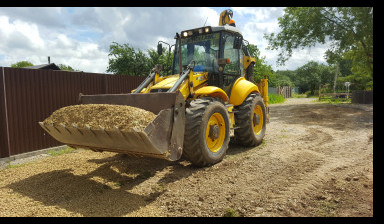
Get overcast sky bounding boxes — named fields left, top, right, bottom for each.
left=0, top=7, right=329, bottom=73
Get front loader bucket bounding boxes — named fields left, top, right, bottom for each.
left=39, top=92, right=186, bottom=161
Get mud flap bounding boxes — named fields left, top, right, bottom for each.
left=39, top=92, right=185, bottom=161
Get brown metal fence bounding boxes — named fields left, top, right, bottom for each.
left=0, top=67, right=145, bottom=158
left=352, top=90, right=373, bottom=104
left=276, top=86, right=292, bottom=98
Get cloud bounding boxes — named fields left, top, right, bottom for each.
left=0, top=7, right=330, bottom=73
left=70, top=7, right=219, bottom=52
left=0, top=7, right=222, bottom=73
left=0, top=15, right=108, bottom=73
left=0, top=7, right=65, bottom=29
left=0, top=16, right=44, bottom=51
left=263, top=44, right=329, bottom=71
left=231, top=7, right=330, bottom=71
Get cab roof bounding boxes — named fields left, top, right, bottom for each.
left=211, top=25, right=242, bottom=36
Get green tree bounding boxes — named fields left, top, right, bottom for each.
left=106, top=42, right=150, bottom=76
left=58, top=64, right=79, bottom=71
left=295, top=61, right=334, bottom=94
left=246, top=44, right=274, bottom=83
left=341, top=43, right=373, bottom=90
left=274, top=71, right=294, bottom=87
left=11, top=61, right=34, bottom=68
left=265, top=7, right=373, bottom=79
left=147, top=47, right=174, bottom=75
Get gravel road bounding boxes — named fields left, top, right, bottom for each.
left=0, top=98, right=373, bottom=217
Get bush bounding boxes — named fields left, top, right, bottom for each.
left=268, top=93, right=285, bottom=104
left=304, top=90, right=318, bottom=98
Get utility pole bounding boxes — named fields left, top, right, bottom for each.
left=333, top=62, right=340, bottom=94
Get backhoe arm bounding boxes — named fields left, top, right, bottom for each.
left=219, top=9, right=233, bottom=26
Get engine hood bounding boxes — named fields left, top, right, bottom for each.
left=151, top=74, right=180, bottom=89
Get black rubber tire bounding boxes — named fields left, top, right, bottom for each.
left=183, top=97, right=230, bottom=167
left=234, top=93, right=266, bottom=146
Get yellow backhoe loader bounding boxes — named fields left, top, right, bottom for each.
left=39, top=9, right=269, bottom=167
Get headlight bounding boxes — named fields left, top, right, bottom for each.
left=204, top=27, right=210, bottom=33
left=182, top=31, right=188, bottom=37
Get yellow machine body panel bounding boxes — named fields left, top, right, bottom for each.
left=229, top=77, right=260, bottom=106
left=243, top=56, right=256, bottom=71
left=151, top=74, right=180, bottom=89
left=191, top=72, right=208, bottom=88
left=257, top=79, right=269, bottom=108
left=257, top=78, right=269, bottom=122
left=194, top=86, right=229, bottom=102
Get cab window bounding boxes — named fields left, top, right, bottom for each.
left=222, top=34, right=241, bottom=75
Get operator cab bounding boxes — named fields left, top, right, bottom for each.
left=172, top=25, right=245, bottom=95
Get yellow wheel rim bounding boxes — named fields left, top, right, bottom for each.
left=252, top=105, right=264, bottom=135
left=205, top=113, right=226, bottom=153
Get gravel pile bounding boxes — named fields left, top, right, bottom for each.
left=43, top=104, right=157, bottom=132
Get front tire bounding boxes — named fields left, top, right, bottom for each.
left=183, top=97, right=230, bottom=167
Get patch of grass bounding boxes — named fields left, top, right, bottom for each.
left=268, top=93, right=285, bottom=104
left=315, top=200, right=338, bottom=217
left=318, top=97, right=351, bottom=104
left=48, top=147, right=76, bottom=156
left=292, top=92, right=307, bottom=98
left=6, top=162, right=30, bottom=169
left=222, top=208, right=240, bottom=217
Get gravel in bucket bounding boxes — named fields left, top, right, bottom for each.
left=43, top=104, right=157, bottom=132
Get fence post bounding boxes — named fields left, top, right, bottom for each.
left=0, top=67, right=10, bottom=158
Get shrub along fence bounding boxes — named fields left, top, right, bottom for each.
left=0, top=67, right=145, bottom=158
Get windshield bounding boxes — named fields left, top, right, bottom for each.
left=173, top=32, right=220, bottom=74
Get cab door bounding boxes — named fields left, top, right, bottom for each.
left=220, top=32, right=243, bottom=96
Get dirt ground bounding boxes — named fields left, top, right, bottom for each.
left=0, top=98, right=373, bottom=217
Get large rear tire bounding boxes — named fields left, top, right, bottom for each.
left=183, top=97, right=230, bottom=167
left=234, top=93, right=266, bottom=146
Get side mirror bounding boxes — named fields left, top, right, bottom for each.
left=157, top=43, right=163, bottom=55
left=233, top=36, right=243, bottom=49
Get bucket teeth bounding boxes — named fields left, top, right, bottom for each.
left=60, top=124, right=72, bottom=134
left=85, top=125, right=96, bottom=136
left=98, top=125, right=110, bottom=137
left=48, top=123, right=61, bottom=134
left=72, top=124, right=84, bottom=135
left=39, top=122, right=51, bottom=133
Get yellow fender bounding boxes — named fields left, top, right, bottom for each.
left=194, top=86, right=229, bottom=102
left=229, top=77, right=260, bottom=106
